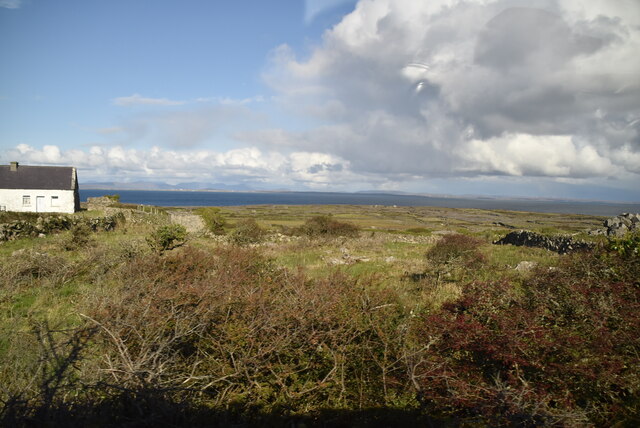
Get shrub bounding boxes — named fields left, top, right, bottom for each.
left=410, top=247, right=640, bottom=426
left=425, top=233, right=484, bottom=266
left=609, top=232, right=640, bottom=258
left=64, top=223, right=93, bottom=251
left=85, top=214, right=124, bottom=232
left=146, top=224, right=187, bottom=253
left=424, top=233, right=485, bottom=282
left=83, top=246, right=413, bottom=417
left=230, top=219, right=265, bottom=245
left=196, top=207, right=226, bottom=235
left=115, top=239, right=146, bottom=261
left=293, top=215, right=359, bottom=238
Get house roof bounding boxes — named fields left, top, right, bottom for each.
left=0, top=164, right=78, bottom=190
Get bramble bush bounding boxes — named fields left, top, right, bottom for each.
left=63, top=223, right=93, bottom=250
left=425, top=233, right=485, bottom=266
left=411, top=247, right=640, bottom=426
left=230, top=218, right=265, bottom=245
left=292, top=215, right=359, bottom=238
left=146, top=224, right=187, bottom=253
left=81, top=246, right=417, bottom=415
left=424, top=233, right=485, bottom=283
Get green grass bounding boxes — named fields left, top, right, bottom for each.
left=10, top=292, right=37, bottom=315
left=271, top=245, right=326, bottom=272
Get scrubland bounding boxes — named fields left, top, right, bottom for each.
left=0, top=205, right=638, bottom=427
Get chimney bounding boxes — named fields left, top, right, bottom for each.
left=10, top=161, right=18, bottom=172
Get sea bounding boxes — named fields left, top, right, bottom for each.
left=79, top=189, right=640, bottom=217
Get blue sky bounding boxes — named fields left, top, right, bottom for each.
left=1, top=0, right=639, bottom=201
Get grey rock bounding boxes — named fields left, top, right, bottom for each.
left=601, top=213, right=640, bottom=237
left=613, top=224, right=629, bottom=236
left=515, top=261, right=537, bottom=272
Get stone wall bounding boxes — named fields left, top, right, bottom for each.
left=87, top=197, right=171, bottom=226
left=494, top=230, right=594, bottom=254
left=86, top=196, right=117, bottom=210
left=168, top=211, right=206, bottom=234
left=0, top=214, right=122, bottom=242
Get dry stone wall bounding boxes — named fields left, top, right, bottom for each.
left=0, top=214, right=122, bottom=242
left=494, top=230, right=594, bottom=254
left=87, top=197, right=170, bottom=225
left=168, top=211, right=206, bottom=234
left=495, top=213, right=639, bottom=254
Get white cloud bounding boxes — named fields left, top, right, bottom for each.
left=457, top=134, right=616, bottom=177
left=0, top=0, right=22, bottom=9
left=214, top=95, right=265, bottom=105
left=261, top=0, right=640, bottom=185
left=112, top=93, right=186, bottom=107
left=2, top=144, right=363, bottom=189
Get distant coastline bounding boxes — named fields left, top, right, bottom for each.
left=79, top=189, right=640, bottom=217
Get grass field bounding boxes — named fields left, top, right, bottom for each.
left=1, top=204, right=637, bottom=426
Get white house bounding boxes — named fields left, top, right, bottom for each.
left=0, top=162, right=80, bottom=214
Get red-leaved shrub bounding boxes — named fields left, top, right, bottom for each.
left=410, top=249, right=640, bottom=425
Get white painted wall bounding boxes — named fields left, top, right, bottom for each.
left=0, top=189, right=77, bottom=214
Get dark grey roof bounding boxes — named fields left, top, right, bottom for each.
left=0, top=165, right=77, bottom=190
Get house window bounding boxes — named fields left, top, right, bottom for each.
left=51, top=196, right=59, bottom=207
left=22, top=195, right=31, bottom=206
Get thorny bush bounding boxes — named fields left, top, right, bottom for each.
left=292, top=215, right=359, bottom=238
left=82, top=245, right=417, bottom=415
left=146, top=224, right=187, bottom=253
left=230, top=218, right=266, bottom=245
left=63, top=223, right=93, bottom=250
left=411, top=247, right=640, bottom=426
left=424, top=233, right=485, bottom=283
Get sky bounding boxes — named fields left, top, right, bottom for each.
left=1, top=0, right=639, bottom=201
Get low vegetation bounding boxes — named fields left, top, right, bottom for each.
left=196, top=206, right=226, bottom=235
left=230, top=218, right=266, bottom=245
left=146, top=224, right=188, bottom=253
left=0, top=205, right=638, bottom=426
left=292, top=215, right=359, bottom=238
left=63, top=223, right=93, bottom=250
